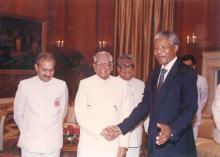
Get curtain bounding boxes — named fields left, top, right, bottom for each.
left=113, top=0, right=174, bottom=81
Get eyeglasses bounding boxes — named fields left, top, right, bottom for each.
left=118, top=64, right=135, bottom=69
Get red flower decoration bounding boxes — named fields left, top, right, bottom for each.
left=63, top=123, right=80, bottom=138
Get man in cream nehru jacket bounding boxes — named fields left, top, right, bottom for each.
left=14, top=52, right=68, bottom=157
left=117, top=54, right=149, bottom=157
left=75, top=51, right=131, bottom=157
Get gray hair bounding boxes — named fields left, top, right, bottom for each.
left=93, top=51, right=113, bottom=63
left=117, top=54, right=133, bottom=66
left=154, top=31, right=180, bottom=46
left=35, top=52, right=56, bottom=65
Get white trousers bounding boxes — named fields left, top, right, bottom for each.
left=213, top=128, right=220, bottom=144
left=21, top=149, right=60, bottom=157
left=193, top=125, right=199, bottom=141
left=126, top=147, right=140, bottom=157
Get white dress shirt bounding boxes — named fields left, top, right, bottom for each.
left=14, top=76, right=68, bottom=153
left=158, top=57, right=177, bottom=84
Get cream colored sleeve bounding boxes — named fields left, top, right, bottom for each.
left=212, top=84, right=220, bottom=131
left=13, top=82, right=26, bottom=129
left=119, top=83, right=132, bottom=147
left=199, top=77, right=208, bottom=109
left=61, top=82, right=69, bottom=121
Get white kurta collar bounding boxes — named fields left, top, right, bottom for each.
left=117, top=75, right=134, bottom=85
left=35, top=76, right=54, bottom=86
left=95, top=74, right=112, bottom=83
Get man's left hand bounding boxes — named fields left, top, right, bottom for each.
left=156, top=123, right=172, bottom=145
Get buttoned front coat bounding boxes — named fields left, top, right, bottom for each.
left=75, top=75, right=131, bottom=157
left=118, top=60, right=198, bottom=157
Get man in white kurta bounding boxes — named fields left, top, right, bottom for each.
left=193, top=75, right=208, bottom=140
left=14, top=52, right=68, bottom=157
left=117, top=54, right=148, bottom=157
left=75, top=51, right=131, bottom=157
left=181, top=54, right=208, bottom=141
left=212, top=84, right=220, bottom=144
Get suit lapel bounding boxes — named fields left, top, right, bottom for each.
left=161, top=60, right=180, bottom=90
left=151, top=68, right=161, bottom=113
left=155, top=60, right=180, bottom=107
left=153, top=68, right=161, bottom=90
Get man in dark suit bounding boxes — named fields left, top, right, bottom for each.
left=102, top=31, right=198, bottom=157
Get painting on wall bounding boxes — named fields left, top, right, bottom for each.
left=0, top=15, right=42, bottom=70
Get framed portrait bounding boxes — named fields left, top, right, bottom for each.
left=0, top=14, right=46, bottom=71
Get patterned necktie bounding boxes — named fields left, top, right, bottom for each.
left=157, top=68, right=167, bottom=88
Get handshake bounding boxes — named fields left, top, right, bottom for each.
left=100, top=125, right=122, bottom=141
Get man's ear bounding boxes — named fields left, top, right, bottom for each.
left=110, top=63, right=113, bottom=72
left=34, top=64, right=38, bottom=72
left=117, top=67, right=120, bottom=72
left=174, top=45, right=179, bottom=53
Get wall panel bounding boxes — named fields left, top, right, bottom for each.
left=64, top=0, right=97, bottom=59
left=0, top=0, right=47, bottom=19
left=0, top=0, right=116, bottom=97
left=174, top=0, right=208, bottom=73
left=47, top=0, right=115, bottom=60
left=174, top=0, right=220, bottom=117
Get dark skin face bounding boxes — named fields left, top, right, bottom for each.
left=154, top=37, right=178, bottom=66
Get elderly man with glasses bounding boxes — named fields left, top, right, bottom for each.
left=117, top=54, right=149, bottom=157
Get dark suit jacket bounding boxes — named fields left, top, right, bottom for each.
left=118, top=59, right=198, bottom=157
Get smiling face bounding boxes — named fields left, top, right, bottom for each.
left=35, top=59, right=55, bottom=82
left=154, top=37, right=178, bottom=66
left=117, top=59, right=134, bottom=81
left=93, top=52, right=113, bottom=80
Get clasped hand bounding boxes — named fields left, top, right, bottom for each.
left=101, top=125, right=122, bottom=141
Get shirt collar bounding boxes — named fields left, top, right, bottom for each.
left=35, top=76, right=54, bottom=85
left=161, top=57, right=177, bottom=72
left=117, top=75, right=134, bottom=82
left=95, top=74, right=111, bottom=82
